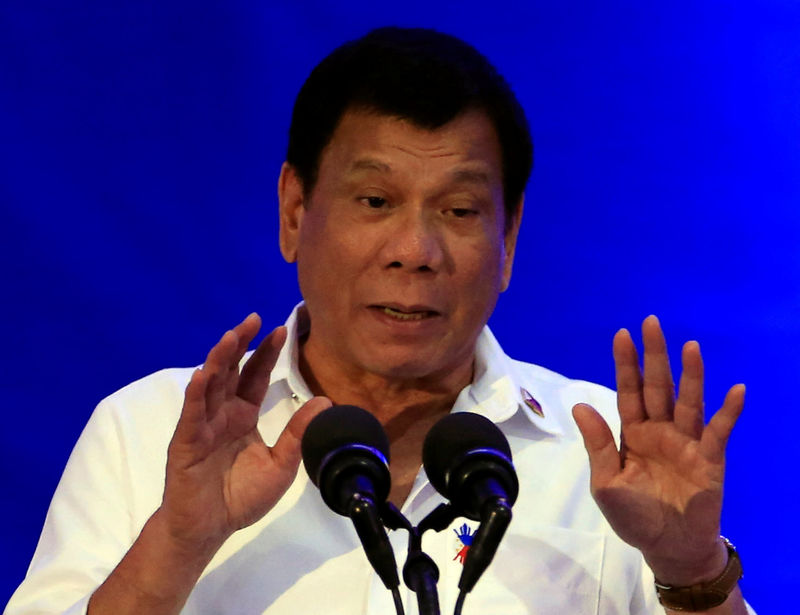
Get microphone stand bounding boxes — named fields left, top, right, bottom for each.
left=380, top=503, right=461, bottom=615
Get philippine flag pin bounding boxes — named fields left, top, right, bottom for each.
left=520, top=387, right=544, bottom=418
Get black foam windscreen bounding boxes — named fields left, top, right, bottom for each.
left=422, top=412, right=513, bottom=500
left=302, top=404, right=391, bottom=487
left=301, top=404, right=401, bottom=592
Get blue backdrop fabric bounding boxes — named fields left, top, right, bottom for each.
left=2, top=1, right=798, bottom=611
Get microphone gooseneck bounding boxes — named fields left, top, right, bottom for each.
left=301, top=405, right=401, bottom=597
left=422, top=412, right=519, bottom=595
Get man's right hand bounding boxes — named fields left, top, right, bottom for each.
left=161, top=313, right=331, bottom=553
left=89, top=314, right=331, bottom=615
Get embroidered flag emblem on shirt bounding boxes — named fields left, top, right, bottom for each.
left=453, top=523, right=475, bottom=564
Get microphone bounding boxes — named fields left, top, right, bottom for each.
left=301, top=405, right=400, bottom=592
left=422, top=412, right=519, bottom=594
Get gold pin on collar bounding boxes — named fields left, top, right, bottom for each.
left=520, top=387, right=544, bottom=417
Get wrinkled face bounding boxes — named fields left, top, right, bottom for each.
left=279, top=109, right=522, bottom=382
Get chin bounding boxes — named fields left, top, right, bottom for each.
left=360, top=348, right=463, bottom=381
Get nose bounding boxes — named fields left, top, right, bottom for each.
left=383, top=209, right=445, bottom=273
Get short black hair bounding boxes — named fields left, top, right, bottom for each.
left=286, top=27, right=533, bottom=230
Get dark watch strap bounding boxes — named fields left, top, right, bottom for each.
left=654, top=537, right=743, bottom=612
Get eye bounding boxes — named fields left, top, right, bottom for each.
left=450, top=207, right=478, bottom=218
left=360, top=196, right=387, bottom=208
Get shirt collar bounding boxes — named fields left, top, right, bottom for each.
left=269, top=303, right=314, bottom=402
left=455, top=325, right=566, bottom=436
left=269, top=303, right=565, bottom=437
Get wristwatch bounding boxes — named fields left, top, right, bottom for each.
left=654, top=537, right=743, bottom=611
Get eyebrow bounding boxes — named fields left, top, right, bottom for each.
left=348, top=158, right=392, bottom=174
left=348, top=158, right=492, bottom=186
left=450, top=168, right=491, bottom=185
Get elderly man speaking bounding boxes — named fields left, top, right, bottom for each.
left=6, top=27, right=753, bottom=615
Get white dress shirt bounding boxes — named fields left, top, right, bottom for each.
left=5, top=306, right=755, bottom=614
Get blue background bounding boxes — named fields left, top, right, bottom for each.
left=2, top=1, right=798, bottom=610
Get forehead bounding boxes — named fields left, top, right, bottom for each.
left=315, top=109, right=504, bottom=184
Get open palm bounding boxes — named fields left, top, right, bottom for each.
left=161, top=314, right=331, bottom=550
left=573, top=316, right=744, bottom=585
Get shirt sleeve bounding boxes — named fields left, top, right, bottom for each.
left=5, top=396, right=153, bottom=615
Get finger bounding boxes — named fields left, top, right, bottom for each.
left=572, top=403, right=621, bottom=491
left=175, top=368, right=208, bottom=432
left=237, top=326, right=288, bottom=405
left=170, top=369, right=212, bottom=464
left=232, top=312, right=263, bottom=346
left=700, top=384, right=745, bottom=464
left=224, top=313, right=263, bottom=399
left=674, top=340, right=705, bottom=439
left=641, top=315, right=675, bottom=421
left=202, top=329, right=239, bottom=419
left=613, top=328, right=646, bottom=425
left=270, top=396, right=333, bottom=471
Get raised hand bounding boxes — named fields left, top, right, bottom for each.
left=160, top=313, right=331, bottom=553
left=88, top=315, right=331, bottom=615
left=572, top=315, right=745, bottom=586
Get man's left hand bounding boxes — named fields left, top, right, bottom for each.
left=572, top=315, right=745, bottom=586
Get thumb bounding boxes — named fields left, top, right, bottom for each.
left=271, top=397, right=333, bottom=471
left=572, top=403, right=621, bottom=491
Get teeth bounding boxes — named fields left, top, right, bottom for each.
left=382, top=307, right=429, bottom=321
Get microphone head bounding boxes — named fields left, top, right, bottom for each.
left=301, top=405, right=391, bottom=515
left=422, top=412, right=518, bottom=519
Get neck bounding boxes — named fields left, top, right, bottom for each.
left=298, top=331, right=475, bottom=507
left=298, top=336, right=473, bottom=424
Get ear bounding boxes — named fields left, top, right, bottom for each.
left=278, top=162, right=306, bottom=263
left=500, top=195, right=524, bottom=292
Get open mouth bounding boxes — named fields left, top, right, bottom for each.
left=372, top=306, right=440, bottom=321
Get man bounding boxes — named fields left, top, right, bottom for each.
left=5, top=27, right=752, bottom=615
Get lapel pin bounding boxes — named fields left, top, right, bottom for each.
left=520, top=387, right=544, bottom=418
